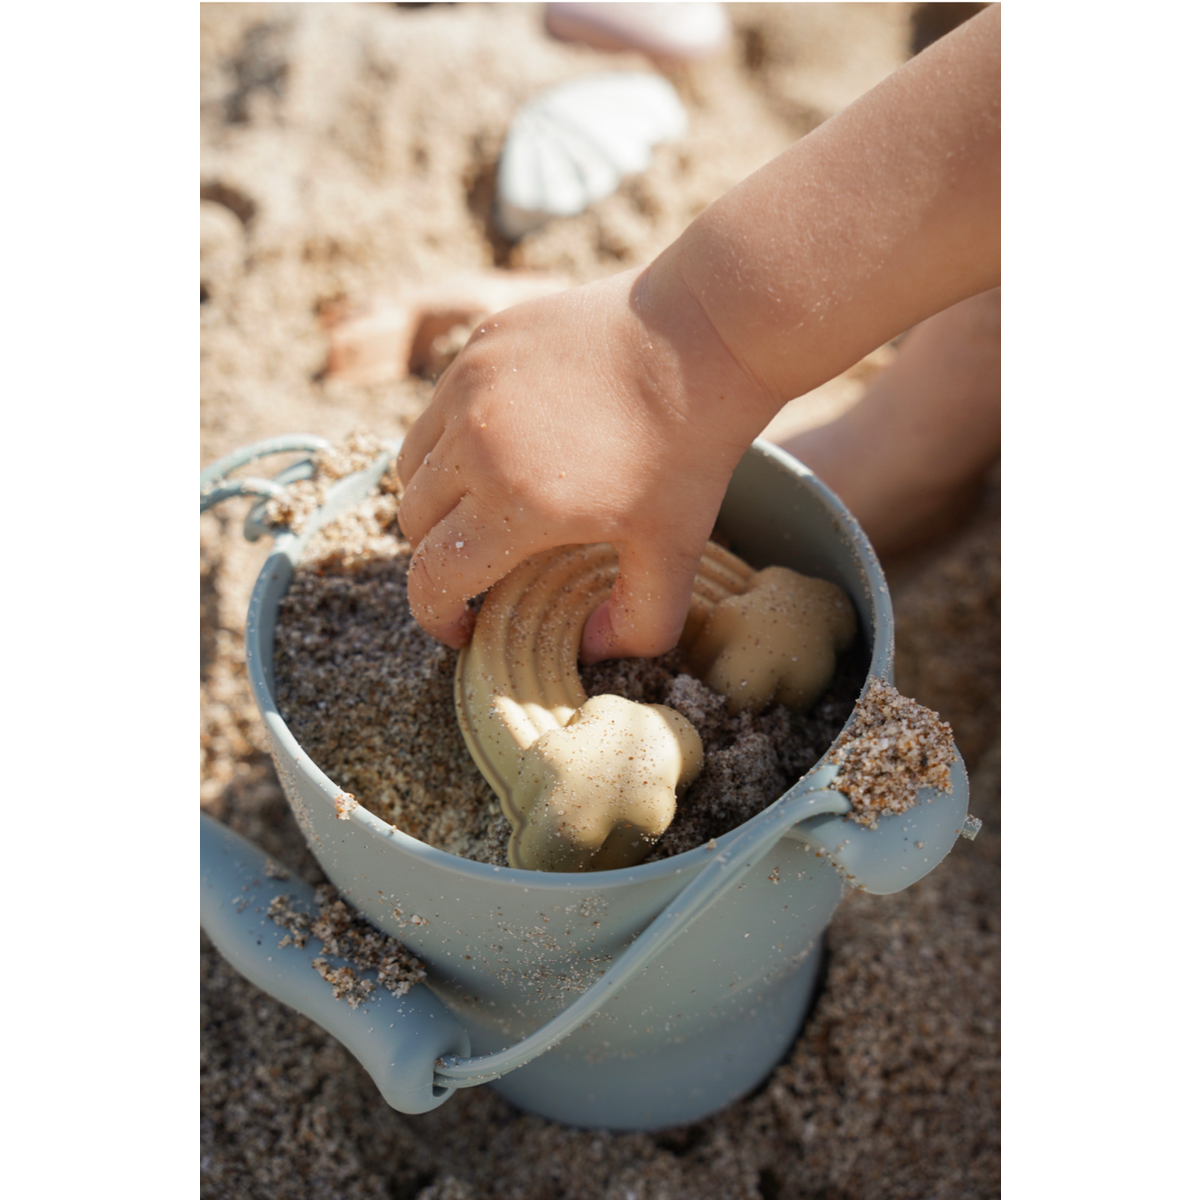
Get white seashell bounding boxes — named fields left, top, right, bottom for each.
left=495, top=72, right=687, bottom=240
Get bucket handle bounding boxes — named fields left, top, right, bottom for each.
left=200, top=434, right=331, bottom=538
left=433, top=768, right=851, bottom=1089
left=201, top=811, right=469, bottom=1115
left=200, top=771, right=850, bottom=1111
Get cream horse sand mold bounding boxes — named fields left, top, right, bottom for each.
left=454, top=542, right=857, bottom=872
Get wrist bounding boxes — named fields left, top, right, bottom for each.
left=626, top=251, right=784, bottom=446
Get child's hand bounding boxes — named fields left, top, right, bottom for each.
left=396, top=267, right=776, bottom=661
left=398, top=4, right=999, bottom=661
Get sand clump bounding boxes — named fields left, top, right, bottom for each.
left=262, top=428, right=400, bottom=535
left=268, top=884, right=427, bottom=1008
left=831, top=675, right=956, bottom=827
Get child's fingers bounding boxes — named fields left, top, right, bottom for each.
left=396, top=438, right=470, bottom=548
left=580, top=535, right=707, bottom=663
left=579, top=600, right=618, bottom=665
left=404, top=494, right=529, bottom=648
left=396, top=403, right=448, bottom=488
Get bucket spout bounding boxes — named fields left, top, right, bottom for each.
left=787, top=755, right=973, bottom=895
left=200, top=813, right=470, bottom=1114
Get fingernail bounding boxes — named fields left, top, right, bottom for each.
left=441, top=606, right=476, bottom=650
left=579, top=602, right=618, bottom=665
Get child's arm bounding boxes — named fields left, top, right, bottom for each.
left=397, top=4, right=999, bottom=660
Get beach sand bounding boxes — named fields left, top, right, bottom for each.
left=200, top=5, right=998, bottom=1196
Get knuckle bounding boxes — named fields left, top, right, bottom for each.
left=396, top=443, right=424, bottom=488
left=396, top=489, right=420, bottom=539
left=404, top=545, right=440, bottom=611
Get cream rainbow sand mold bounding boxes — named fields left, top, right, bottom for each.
left=454, top=541, right=857, bottom=872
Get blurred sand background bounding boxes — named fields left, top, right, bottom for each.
left=200, top=4, right=999, bottom=1197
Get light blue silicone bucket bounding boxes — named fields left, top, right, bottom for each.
left=200, top=435, right=974, bottom=1130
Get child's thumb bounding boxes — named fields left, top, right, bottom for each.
left=579, top=540, right=703, bottom=664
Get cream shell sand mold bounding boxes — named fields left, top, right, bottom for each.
left=454, top=542, right=856, bottom=873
